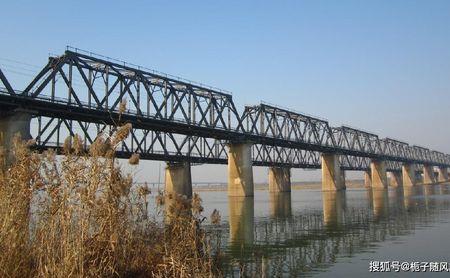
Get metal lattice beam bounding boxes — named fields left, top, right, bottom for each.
left=31, top=115, right=406, bottom=170
left=0, top=50, right=449, bottom=167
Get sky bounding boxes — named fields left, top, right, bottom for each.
left=1, top=0, right=450, bottom=183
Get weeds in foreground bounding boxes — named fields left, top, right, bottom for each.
left=0, top=125, right=221, bottom=277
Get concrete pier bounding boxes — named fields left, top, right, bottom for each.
left=389, top=172, right=402, bottom=187
left=364, top=170, right=372, bottom=188
left=164, top=162, right=192, bottom=198
left=438, top=167, right=449, bottom=183
left=228, top=143, right=254, bottom=197
left=321, top=153, right=344, bottom=191
left=0, top=110, right=32, bottom=159
left=402, top=163, right=416, bottom=187
left=268, top=167, right=291, bottom=193
left=371, top=160, right=388, bottom=188
left=423, top=165, right=436, bottom=184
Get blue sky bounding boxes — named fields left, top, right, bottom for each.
left=1, top=1, right=450, bottom=182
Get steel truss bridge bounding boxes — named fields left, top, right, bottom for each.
left=0, top=48, right=449, bottom=172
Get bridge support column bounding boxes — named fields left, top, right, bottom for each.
left=371, top=160, right=388, bottom=188
left=228, top=143, right=254, bottom=197
left=402, top=163, right=416, bottom=187
left=389, top=172, right=402, bottom=187
left=438, top=167, right=449, bottom=183
left=321, top=153, right=344, bottom=191
left=364, top=170, right=372, bottom=188
left=165, top=162, right=192, bottom=198
left=0, top=109, right=32, bottom=163
left=423, top=165, right=436, bottom=184
left=0, top=110, right=32, bottom=145
left=268, top=167, right=291, bottom=193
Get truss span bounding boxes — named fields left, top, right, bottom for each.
left=0, top=49, right=449, bottom=168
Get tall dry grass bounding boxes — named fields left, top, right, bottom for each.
left=0, top=122, right=221, bottom=277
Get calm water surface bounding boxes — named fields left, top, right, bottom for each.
left=193, top=184, right=450, bottom=277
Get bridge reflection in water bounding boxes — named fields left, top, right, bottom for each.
left=269, top=192, right=292, bottom=219
left=222, top=184, right=450, bottom=277
left=371, top=189, right=389, bottom=220
left=228, top=197, right=255, bottom=248
left=322, top=191, right=346, bottom=228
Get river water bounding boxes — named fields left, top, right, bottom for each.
left=194, top=184, right=450, bottom=277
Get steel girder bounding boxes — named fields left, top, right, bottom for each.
left=339, top=155, right=403, bottom=172
left=242, top=104, right=335, bottom=147
left=22, top=51, right=244, bottom=132
left=31, top=115, right=390, bottom=171
left=333, top=126, right=382, bottom=155
left=252, top=144, right=321, bottom=168
left=241, top=104, right=450, bottom=166
left=0, top=69, right=15, bottom=95
left=0, top=50, right=449, bottom=167
left=340, top=155, right=370, bottom=171
left=333, top=127, right=450, bottom=165
left=32, top=115, right=228, bottom=164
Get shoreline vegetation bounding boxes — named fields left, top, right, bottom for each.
left=0, top=105, right=223, bottom=277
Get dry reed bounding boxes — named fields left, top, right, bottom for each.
left=0, top=125, right=222, bottom=277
